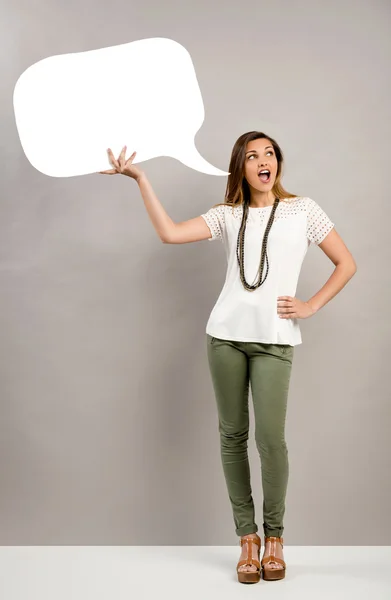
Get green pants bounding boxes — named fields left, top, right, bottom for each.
left=206, top=334, right=294, bottom=538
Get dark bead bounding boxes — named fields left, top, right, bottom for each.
left=236, top=198, right=279, bottom=290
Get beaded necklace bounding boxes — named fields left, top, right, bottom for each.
left=236, top=197, right=280, bottom=291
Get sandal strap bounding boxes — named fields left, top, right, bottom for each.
left=240, top=534, right=261, bottom=548
left=237, top=534, right=261, bottom=571
left=265, top=536, right=284, bottom=548
left=237, top=558, right=261, bottom=570
left=261, top=555, right=286, bottom=568
left=263, top=537, right=285, bottom=569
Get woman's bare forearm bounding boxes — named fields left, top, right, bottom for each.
left=306, top=262, right=357, bottom=313
left=136, top=173, right=175, bottom=242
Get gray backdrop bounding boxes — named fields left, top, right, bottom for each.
left=0, top=0, right=389, bottom=545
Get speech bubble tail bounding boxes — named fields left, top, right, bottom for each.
left=171, top=142, right=230, bottom=176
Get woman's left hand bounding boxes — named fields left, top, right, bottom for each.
left=277, top=296, right=317, bottom=320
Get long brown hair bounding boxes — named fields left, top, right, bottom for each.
left=212, top=131, right=298, bottom=210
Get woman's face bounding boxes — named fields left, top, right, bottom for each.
left=243, top=138, right=278, bottom=192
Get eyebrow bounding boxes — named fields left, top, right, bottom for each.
left=245, top=146, right=273, bottom=154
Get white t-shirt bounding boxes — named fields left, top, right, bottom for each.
left=200, top=196, right=334, bottom=346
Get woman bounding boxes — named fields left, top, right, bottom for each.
left=100, top=132, right=357, bottom=584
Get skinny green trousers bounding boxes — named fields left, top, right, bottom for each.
left=206, top=333, right=295, bottom=538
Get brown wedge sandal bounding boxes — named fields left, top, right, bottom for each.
left=236, top=533, right=262, bottom=584
left=261, top=536, right=286, bottom=580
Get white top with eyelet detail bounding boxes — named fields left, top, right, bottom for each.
left=200, top=196, right=335, bottom=346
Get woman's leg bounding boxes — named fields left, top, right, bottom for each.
left=206, top=334, right=258, bottom=536
left=247, top=343, right=294, bottom=539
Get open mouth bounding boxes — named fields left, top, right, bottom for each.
left=258, top=169, right=271, bottom=183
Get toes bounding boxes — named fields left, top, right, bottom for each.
left=265, top=562, right=283, bottom=570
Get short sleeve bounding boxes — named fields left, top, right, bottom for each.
left=200, top=205, right=226, bottom=242
left=306, top=197, right=335, bottom=245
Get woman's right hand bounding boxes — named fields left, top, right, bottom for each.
left=99, top=146, right=145, bottom=182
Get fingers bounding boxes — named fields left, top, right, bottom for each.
left=118, top=145, right=127, bottom=170
left=107, top=148, right=120, bottom=170
left=125, top=151, right=136, bottom=166
left=104, top=146, right=134, bottom=174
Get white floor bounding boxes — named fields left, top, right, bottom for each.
left=1, top=546, right=391, bottom=599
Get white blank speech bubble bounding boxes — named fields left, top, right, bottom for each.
left=13, top=37, right=229, bottom=177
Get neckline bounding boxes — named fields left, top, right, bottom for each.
left=237, top=197, right=299, bottom=210
left=248, top=204, right=274, bottom=210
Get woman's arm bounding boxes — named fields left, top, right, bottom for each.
left=136, top=173, right=175, bottom=242
left=101, top=147, right=212, bottom=244
left=306, top=228, right=357, bottom=313
left=137, top=173, right=212, bottom=244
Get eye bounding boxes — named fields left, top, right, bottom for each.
left=247, top=151, right=274, bottom=159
